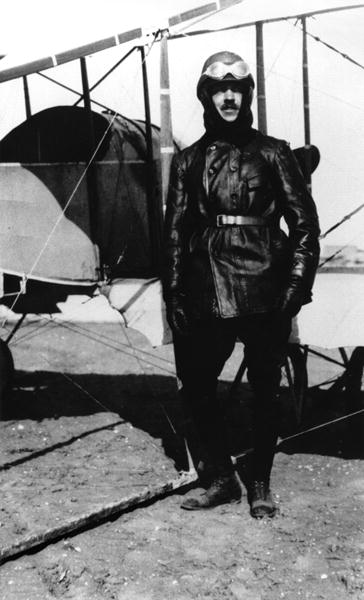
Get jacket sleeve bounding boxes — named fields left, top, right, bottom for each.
left=162, top=152, right=189, bottom=301
left=274, top=140, right=321, bottom=303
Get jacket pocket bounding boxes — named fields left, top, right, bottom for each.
left=246, top=172, right=265, bottom=191
left=245, top=171, right=274, bottom=214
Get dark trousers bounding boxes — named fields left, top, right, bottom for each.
left=173, top=312, right=292, bottom=481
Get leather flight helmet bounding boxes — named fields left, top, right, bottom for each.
left=197, top=50, right=255, bottom=106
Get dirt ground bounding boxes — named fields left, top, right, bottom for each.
left=0, top=294, right=364, bottom=600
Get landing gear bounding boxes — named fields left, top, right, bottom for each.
left=343, top=347, right=364, bottom=455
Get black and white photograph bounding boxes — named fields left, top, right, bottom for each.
left=0, top=1, right=364, bottom=598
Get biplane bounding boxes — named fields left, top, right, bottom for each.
left=0, top=0, right=364, bottom=424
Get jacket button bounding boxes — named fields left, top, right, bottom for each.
left=208, top=167, right=215, bottom=174
left=209, top=145, right=216, bottom=151
left=230, top=165, right=237, bottom=172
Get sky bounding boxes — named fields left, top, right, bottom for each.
left=0, top=0, right=363, bottom=250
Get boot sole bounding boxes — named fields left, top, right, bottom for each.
left=250, top=506, right=278, bottom=519
left=181, top=497, right=242, bottom=511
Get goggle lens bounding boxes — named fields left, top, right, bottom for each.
left=203, top=60, right=250, bottom=80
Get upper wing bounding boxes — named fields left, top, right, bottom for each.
left=0, top=1, right=243, bottom=83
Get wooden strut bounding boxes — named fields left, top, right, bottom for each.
left=80, top=57, right=102, bottom=280
left=22, top=76, right=31, bottom=118
left=140, top=45, right=163, bottom=276
left=160, top=29, right=174, bottom=208
left=255, top=21, right=267, bottom=135
left=301, top=16, right=312, bottom=190
left=74, top=46, right=137, bottom=107
left=0, top=470, right=198, bottom=564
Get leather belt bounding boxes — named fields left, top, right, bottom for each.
left=216, top=214, right=268, bottom=227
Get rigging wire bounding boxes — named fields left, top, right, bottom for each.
left=56, top=317, right=175, bottom=374
left=296, top=17, right=364, bottom=72
left=0, top=33, right=159, bottom=331
left=265, top=22, right=297, bottom=78
left=171, top=5, right=364, bottom=442
left=10, top=309, right=364, bottom=457
left=0, top=313, right=54, bottom=344
left=264, top=65, right=364, bottom=114
left=169, top=3, right=364, bottom=45
left=121, top=321, right=178, bottom=436
left=2, top=6, right=364, bottom=440
left=8, top=312, right=175, bottom=375
left=0, top=121, right=115, bottom=327
left=37, top=71, right=160, bottom=148
left=32, top=312, right=180, bottom=438
left=38, top=71, right=133, bottom=115
left=4, top=307, right=179, bottom=439
left=319, top=243, right=356, bottom=269
left=235, top=405, right=364, bottom=459
left=278, top=406, right=364, bottom=445
left=111, top=127, right=152, bottom=265
left=319, top=223, right=364, bottom=269
left=320, top=201, right=364, bottom=241
left=73, top=46, right=137, bottom=107
left=41, top=353, right=120, bottom=416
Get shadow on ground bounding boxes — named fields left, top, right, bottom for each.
left=1, top=370, right=363, bottom=476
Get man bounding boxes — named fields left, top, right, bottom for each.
left=163, top=51, right=320, bottom=518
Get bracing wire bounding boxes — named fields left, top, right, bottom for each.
left=265, top=66, right=364, bottom=122
left=8, top=313, right=175, bottom=375
left=319, top=218, right=364, bottom=268
left=1, top=32, right=160, bottom=331
left=121, top=321, right=178, bottom=437
left=320, top=201, right=364, bottom=241
left=279, top=406, right=364, bottom=445
left=41, top=354, right=120, bottom=415
left=235, top=405, right=364, bottom=459
left=298, top=16, right=364, bottom=72
left=0, top=117, right=116, bottom=325
left=34, top=312, right=179, bottom=437
left=319, top=243, right=357, bottom=269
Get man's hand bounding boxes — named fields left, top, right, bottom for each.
left=166, top=295, right=193, bottom=337
left=277, top=277, right=305, bottom=318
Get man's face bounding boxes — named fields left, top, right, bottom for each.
left=211, top=81, right=243, bottom=122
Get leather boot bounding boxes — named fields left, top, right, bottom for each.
left=181, top=473, right=242, bottom=510
left=249, top=480, right=277, bottom=519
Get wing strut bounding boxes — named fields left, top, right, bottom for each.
left=74, top=46, right=137, bottom=107
left=80, top=57, right=102, bottom=279
left=22, top=76, right=31, bottom=119
left=140, top=45, right=163, bottom=276
left=301, top=17, right=312, bottom=190
left=160, top=30, right=174, bottom=207
left=255, top=21, right=267, bottom=135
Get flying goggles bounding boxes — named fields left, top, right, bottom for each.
left=202, top=60, right=251, bottom=81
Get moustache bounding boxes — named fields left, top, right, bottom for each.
left=221, top=102, right=239, bottom=110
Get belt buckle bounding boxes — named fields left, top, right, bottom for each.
left=216, top=214, right=224, bottom=227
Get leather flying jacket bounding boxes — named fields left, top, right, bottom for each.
left=163, top=129, right=320, bottom=319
